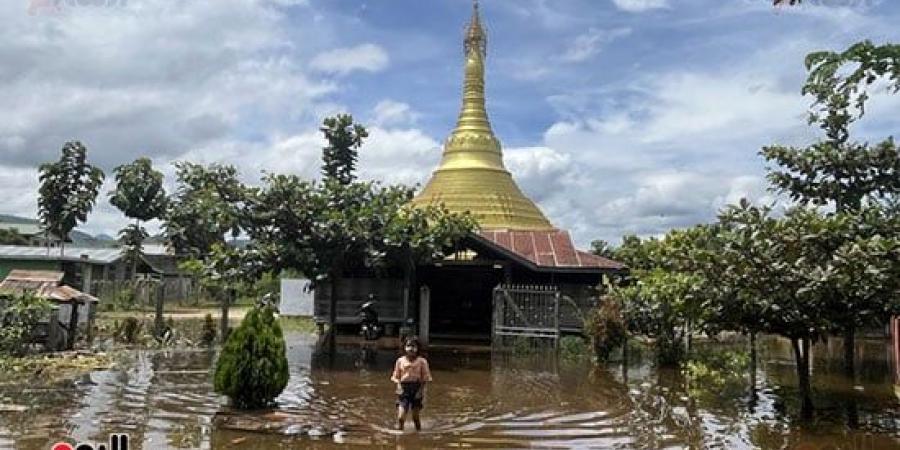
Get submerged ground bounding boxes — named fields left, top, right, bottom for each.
left=0, top=332, right=898, bottom=449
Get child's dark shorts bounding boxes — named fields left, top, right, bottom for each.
left=397, top=381, right=423, bottom=410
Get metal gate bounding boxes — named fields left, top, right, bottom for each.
left=492, top=284, right=561, bottom=348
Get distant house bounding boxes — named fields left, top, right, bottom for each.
left=0, top=214, right=54, bottom=246
left=0, top=245, right=189, bottom=300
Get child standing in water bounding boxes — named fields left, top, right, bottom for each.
left=391, top=336, right=432, bottom=431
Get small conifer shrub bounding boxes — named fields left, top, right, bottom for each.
left=213, top=305, right=289, bottom=409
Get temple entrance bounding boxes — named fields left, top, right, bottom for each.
left=421, top=264, right=503, bottom=343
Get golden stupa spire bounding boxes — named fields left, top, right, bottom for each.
left=411, top=0, right=554, bottom=231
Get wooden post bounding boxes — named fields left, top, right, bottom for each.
left=47, top=306, right=62, bottom=351
left=154, top=281, right=164, bottom=336
left=554, top=291, right=561, bottom=352
left=66, top=301, right=79, bottom=350
left=419, top=286, right=430, bottom=345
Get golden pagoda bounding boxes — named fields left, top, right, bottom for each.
left=411, top=1, right=555, bottom=231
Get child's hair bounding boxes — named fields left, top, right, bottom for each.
left=403, top=336, right=425, bottom=357
left=404, top=336, right=420, bottom=349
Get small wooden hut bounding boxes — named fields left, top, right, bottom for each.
left=0, top=270, right=99, bottom=350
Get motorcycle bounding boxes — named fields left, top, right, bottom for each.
left=359, top=297, right=382, bottom=341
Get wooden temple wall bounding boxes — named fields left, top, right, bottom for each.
left=314, top=277, right=405, bottom=325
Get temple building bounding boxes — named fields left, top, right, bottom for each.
left=315, top=2, right=624, bottom=345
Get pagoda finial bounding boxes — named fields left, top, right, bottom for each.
left=465, top=0, right=486, bottom=56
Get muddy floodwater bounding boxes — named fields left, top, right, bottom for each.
left=1, top=332, right=900, bottom=449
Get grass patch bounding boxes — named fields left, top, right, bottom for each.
left=278, top=316, right=318, bottom=334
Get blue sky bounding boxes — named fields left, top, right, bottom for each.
left=1, top=0, right=898, bottom=247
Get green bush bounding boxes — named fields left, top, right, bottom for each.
left=0, top=294, right=52, bottom=356
left=559, top=335, right=590, bottom=361
left=115, top=317, right=144, bottom=344
left=214, top=305, right=289, bottom=409
left=200, top=313, right=217, bottom=346
left=584, top=297, right=628, bottom=362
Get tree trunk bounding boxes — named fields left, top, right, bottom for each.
left=327, top=265, right=340, bottom=352
left=844, top=325, right=856, bottom=378
left=154, top=282, right=165, bottom=337
left=219, top=288, right=233, bottom=343
left=792, top=337, right=814, bottom=420
left=749, top=332, right=758, bottom=397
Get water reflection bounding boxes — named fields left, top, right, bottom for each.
left=0, top=334, right=899, bottom=449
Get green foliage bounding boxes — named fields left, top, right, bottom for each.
left=682, top=348, right=750, bottom=398
left=803, top=41, right=900, bottom=139
left=321, top=114, right=368, bottom=185
left=109, top=158, right=168, bottom=222
left=0, top=228, right=29, bottom=245
left=201, top=313, right=218, bottom=346
left=584, top=297, right=627, bottom=362
left=614, top=269, right=705, bottom=366
left=558, top=336, right=590, bottom=361
left=37, top=141, right=105, bottom=248
left=118, top=224, right=149, bottom=274
left=164, top=162, right=247, bottom=258
left=214, top=305, right=289, bottom=409
left=762, top=138, right=900, bottom=211
left=240, top=115, right=476, bottom=290
left=0, top=294, right=52, bottom=356
left=590, top=239, right=615, bottom=259
left=114, top=317, right=144, bottom=344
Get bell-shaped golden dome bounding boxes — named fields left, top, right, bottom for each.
left=411, top=1, right=554, bottom=231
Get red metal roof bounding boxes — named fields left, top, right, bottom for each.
left=478, top=230, right=625, bottom=271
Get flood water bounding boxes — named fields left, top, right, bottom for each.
left=1, top=333, right=900, bottom=449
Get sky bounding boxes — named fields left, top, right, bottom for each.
left=1, top=0, right=898, bottom=247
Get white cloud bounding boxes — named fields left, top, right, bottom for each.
left=611, top=0, right=669, bottom=13
left=371, top=100, right=419, bottom=127
left=562, top=27, right=632, bottom=63
left=310, top=43, right=390, bottom=75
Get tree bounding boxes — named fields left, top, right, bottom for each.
left=240, top=115, right=475, bottom=347
left=118, top=224, right=149, bottom=276
left=164, top=162, right=247, bottom=258
left=761, top=41, right=900, bottom=375
left=164, top=162, right=249, bottom=339
left=607, top=227, right=719, bottom=365
left=213, top=303, right=289, bottom=409
left=0, top=229, right=29, bottom=245
left=37, top=142, right=105, bottom=255
left=321, top=114, right=368, bottom=185
left=109, top=158, right=168, bottom=280
left=590, top=239, right=615, bottom=259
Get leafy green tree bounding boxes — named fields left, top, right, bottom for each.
left=761, top=42, right=900, bottom=375
left=0, top=229, right=29, bottom=245
left=164, top=162, right=247, bottom=258
left=118, top=224, right=149, bottom=273
left=590, top=239, right=615, bottom=259
left=37, top=141, right=105, bottom=255
left=614, top=269, right=705, bottom=366
left=164, top=162, right=250, bottom=338
left=213, top=304, right=289, bottom=409
left=238, top=116, right=475, bottom=347
left=321, top=114, right=368, bottom=185
left=109, top=158, right=168, bottom=279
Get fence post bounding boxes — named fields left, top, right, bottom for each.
left=554, top=291, right=561, bottom=352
